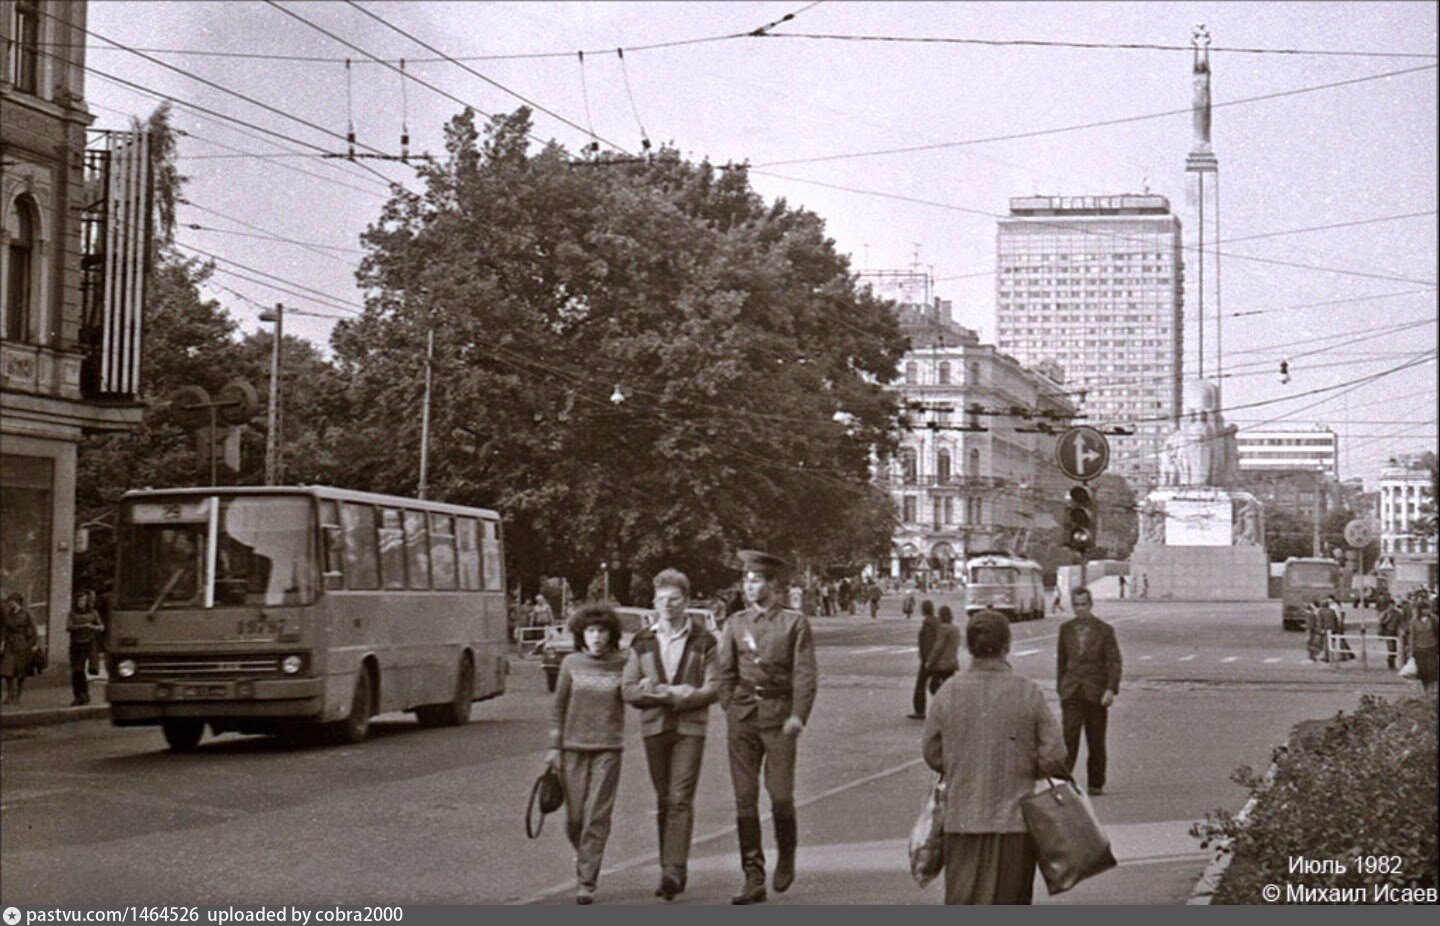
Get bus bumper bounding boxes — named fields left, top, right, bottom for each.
left=106, top=678, right=326, bottom=725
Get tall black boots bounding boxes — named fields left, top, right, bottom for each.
left=731, top=816, right=768, bottom=904
left=772, top=803, right=797, bottom=893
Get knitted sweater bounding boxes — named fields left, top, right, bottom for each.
left=549, top=649, right=627, bottom=751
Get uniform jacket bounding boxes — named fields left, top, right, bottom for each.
left=922, top=659, right=1068, bottom=833
left=1056, top=615, right=1122, bottom=704
left=620, top=616, right=720, bottom=737
left=717, top=602, right=818, bottom=729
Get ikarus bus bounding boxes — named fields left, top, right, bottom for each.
left=106, top=486, right=508, bottom=750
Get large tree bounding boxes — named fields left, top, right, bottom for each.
left=330, top=107, right=905, bottom=597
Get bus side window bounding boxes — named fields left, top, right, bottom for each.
left=378, top=507, right=407, bottom=590
left=404, top=510, right=430, bottom=590
left=430, top=513, right=458, bottom=590
left=481, top=520, right=503, bottom=591
left=340, top=503, right=380, bottom=590
left=319, top=499, right=344, bottom=590
left=456, top=518, right=482, bottom=591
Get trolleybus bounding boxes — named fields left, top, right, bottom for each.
left=963, top=551, right=1046, bottom=622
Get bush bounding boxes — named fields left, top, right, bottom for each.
left=1192, top=695, right=1438, bottom=903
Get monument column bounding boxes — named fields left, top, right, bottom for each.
left=1185, top=26, right=1221, bottom=395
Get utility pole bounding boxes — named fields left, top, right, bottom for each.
left=418, top=327, right=434, bottom=499
left=1312, top=468, right=1324, bottom=557
left=259, top=303, right=284, bottom=485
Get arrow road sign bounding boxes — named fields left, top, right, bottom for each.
left=1056, top=426, right=1111, bottom=482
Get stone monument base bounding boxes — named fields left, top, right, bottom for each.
left=1129, top=542, right=1269, bottom=601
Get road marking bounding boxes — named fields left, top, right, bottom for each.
left=1139, top=655, right=1154, bottom=661
left=1012, top=648, right=1041, bottom=657
left=512, top=756, right=927, bottom=904
left=1221, top=656, right=1240, bottom=663
left=1263, top=657, right=1283, bottom=664
left=1178, top=655, right=1197, bottom=662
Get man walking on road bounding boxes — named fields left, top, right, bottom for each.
left=909, top=600, right=939, bottom=719
left=1056, top=586, right=1122, bottom=796
left=621, top=568, right=720, bottom=901
left=717, top=550, right=818, bottom=904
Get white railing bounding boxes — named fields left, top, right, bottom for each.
left=1325, top=629, right=1402, bottom=670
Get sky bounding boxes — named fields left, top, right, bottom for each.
left=80, top=1, right=1439, bottom=487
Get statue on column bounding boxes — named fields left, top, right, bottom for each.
left=1191, top=25, right=1212, bottom=152
left=1158, top=378, right=1239, bottom=488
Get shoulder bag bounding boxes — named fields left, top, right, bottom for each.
left=524, top=763, right=566, bottom=839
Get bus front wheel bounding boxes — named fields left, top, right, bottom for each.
left=330, top=669, right=373, bottom=745
left=162, top=719, right=205, bottom=752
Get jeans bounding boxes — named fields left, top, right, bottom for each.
left=561, top=749, right=623, bottom=891
left=642, top=731, right=706, bottom=883
left=1061, top=698, right=1109, bottom=790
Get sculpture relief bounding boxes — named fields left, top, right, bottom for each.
left=1232, top=495, right=1263, bottom=547
left=1157, top=378, right=1238, bottom=489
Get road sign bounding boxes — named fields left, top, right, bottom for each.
left=1343, top=519, right=1377, bottom=549
left=1055, top=426, right=1110, bottom=482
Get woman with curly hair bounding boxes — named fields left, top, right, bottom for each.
left=546, top=602, right=628, bottom=904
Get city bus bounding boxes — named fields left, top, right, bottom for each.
left=963, top=552, right=1046, bottom=622
left=105, top=486, right=508, bottom=750
left=1280, top=557, right=1343, bottom=631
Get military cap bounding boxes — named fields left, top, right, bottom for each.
left=736, top=549, right=791, bottom=577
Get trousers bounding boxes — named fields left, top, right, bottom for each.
left=642, top=731, right=706, bottom=882
left=727, top=721, right=797, bottom=816
left=927, top=670, right=955, bottom=694
left=912, top=666, right=930, bottom=716
left=1061, top=698, right=1109, bottom=790
left=69, top=642, right=93, bottom=703
left=561, top=749, right=622, bottom=890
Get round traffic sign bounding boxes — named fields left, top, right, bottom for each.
left=1055, top=426, right=1110, bottom=482
left=216, top=379, right=260, bottom=426
left=168, top=385, right=211, bottom=429
left=1343, top=519, right=1376, bottom=548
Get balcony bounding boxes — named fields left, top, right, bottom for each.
left=878, top=474, right=1009, bottom=491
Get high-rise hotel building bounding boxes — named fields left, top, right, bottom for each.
left=996, top=195, right=1184, bottom=488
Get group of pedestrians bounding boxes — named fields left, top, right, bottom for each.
left=1305, top=589, right=1438, bottom=695
left=920, top=585, right=1121, bottom=904
left=545, top=551, right=816, bottom=905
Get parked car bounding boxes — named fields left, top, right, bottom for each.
left=540, top=606, right=655, bottom=692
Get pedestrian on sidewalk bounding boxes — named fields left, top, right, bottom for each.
left=922, top=610, right=1068, bottom=905
left=909, top=600, right=939, bottom=719
left=546, top=603, right=628, bottom=904
left=717, top=550, right=818, bottom=904
left=1403, top=592, right=1437, bottom=696
left=902, top=589, right=917, bottom=620
left=1379, top=597, right=1405, bottom=670
left=67, top=590, right=105, bottom=706
left=924, top=606, right=961, bottom=694
left=1056, top=586, right=1122, bottom=797
left=2, top=592, right=41, bottom=705
left=621, top=569, right=720, bottom=901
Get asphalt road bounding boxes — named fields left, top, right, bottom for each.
left=0, top=599, right=1414, bottom=906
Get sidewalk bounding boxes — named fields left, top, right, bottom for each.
left=0, top=670, right=109, bottom=729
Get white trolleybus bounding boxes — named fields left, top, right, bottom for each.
left=106, top=486, right=508, bottom=750
left=963, top=551, right=1046, bottom=622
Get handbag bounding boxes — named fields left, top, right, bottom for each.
left=907, top=773, right=946, bottom=887
left=525, top=763, right=566, bottom=839
left=1020, top=777, right=1117, bottom=895
left=1398, top=656, right=1419, bottom=680
left=29, top=646, right=48, bottom=676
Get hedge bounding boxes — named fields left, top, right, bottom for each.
left=1192, top=695, right=1438, bottom=903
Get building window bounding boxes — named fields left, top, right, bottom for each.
left=903, top=496, right=917, bottom=524
left=901, top=447, right=918, bottom=484
left=943, top=496, right=954, bottom=524
left=904, top=361, right=918, bottom=384
left=968, top=448, right=981, bottom=476
left=936, top=449, right=951, bottom=482
left=937, top=361, right=950, bottom=384
left=4, top=196, right=38, bottom=343
left=9, top=0, right=41, bottom=94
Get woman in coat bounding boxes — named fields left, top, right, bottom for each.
left=921, top=609, right=1068, bottom=904
left=2, top=592, right=41, bottom=704
left=546, top=603, right=628, bottom=904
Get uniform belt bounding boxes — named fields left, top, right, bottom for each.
left=742, top=685, right=792, bottom=700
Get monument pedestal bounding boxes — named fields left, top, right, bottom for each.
left=1130, top=487, right=1269, bottom=601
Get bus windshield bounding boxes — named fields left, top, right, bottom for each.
left=1285, top=563, right=1338, bottom=588
left=118, top=496, right=317, bottom=609
left=971, top=567, right=1017, bottom=585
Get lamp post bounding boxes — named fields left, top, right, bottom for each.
left=418, top=328, right=434, bottom=499
left=258, top=303, right=284, bottom=485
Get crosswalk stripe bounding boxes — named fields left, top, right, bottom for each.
left=1263, top=657, right=1282, bottom=664
left=1178, top=654, right=1197, bottom=662
left=1221, top=656, right=1240, bottom=663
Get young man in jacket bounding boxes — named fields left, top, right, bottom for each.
left=621, top=569, right=720, bottom=901
left=909, top=599, right=939, bottom=719
left=1056, top=586, right=1123, bottom=796
left=718, top=550, right=818, bottom=904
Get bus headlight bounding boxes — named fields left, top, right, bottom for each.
left=281, top=655, right=303, bottom=675
left=117, top=659, right=137, bottom=678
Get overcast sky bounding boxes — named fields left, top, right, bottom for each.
left=83, top=1, right=1438, bottom=486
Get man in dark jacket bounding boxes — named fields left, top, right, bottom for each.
left=1056, top=586, right=1122, bottom=796
left=718, top=550, right=818, bottom=904
left=909, top=600, right=938, bottom=719
left=622, top=568, right=720, bottom=901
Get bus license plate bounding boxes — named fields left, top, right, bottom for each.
left=178, top=683, right=232, bottom=699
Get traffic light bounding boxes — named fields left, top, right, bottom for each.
left=1065, top=484, right=1097, bottom=553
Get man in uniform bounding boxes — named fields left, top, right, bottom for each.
left=717, top=550, right=818, bottom=904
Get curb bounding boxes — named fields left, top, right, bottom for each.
left=1186, top=759, right=1278, bottom=905
left=0, top=704, right=110, bottom=730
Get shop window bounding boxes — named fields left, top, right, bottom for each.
left=0, top=454, right=53, bottom=642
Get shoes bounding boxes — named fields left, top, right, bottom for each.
left=70, top=699, right=84, bottom=707
left=1086, top=786, right=1104, bottom=796
left=575, top=887, right=595, bottom=905
left=656, top=874, right=681, bottom=901
left=906, top=713, right=925, bottom=720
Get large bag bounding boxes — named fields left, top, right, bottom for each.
left=907, top=773, right=946, bottom=887
left=1020, top=777, right=1117, bottom=895
left=1398, top=656, right=1419, bottom=680
left=524, top=763, right=566, bottom=839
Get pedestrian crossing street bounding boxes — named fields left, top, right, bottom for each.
left=828, top=643, right=1369, bottom=667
